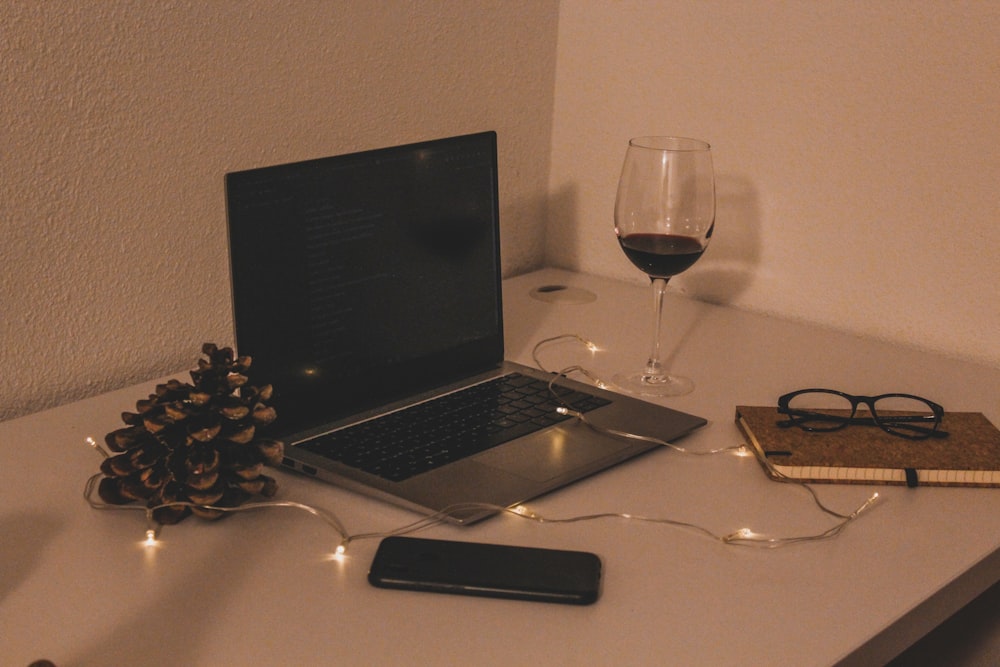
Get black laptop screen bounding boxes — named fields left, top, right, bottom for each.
left=225, top=132, right=503, bottom=434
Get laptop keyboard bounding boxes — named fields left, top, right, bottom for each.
left=295, top=373, right=611, bottom=482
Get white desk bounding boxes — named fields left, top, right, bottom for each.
left=3, top=268, right=999, bottom=666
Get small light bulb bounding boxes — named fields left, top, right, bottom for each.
left=511, top=505, right=542, bottom=520
left=144, top=529, right=158, bottom=547
left=326, top=542, right=349, bottom=562
left=729, top=527, right=760, bottom=541
left=86, top=436, right=111, bottom=458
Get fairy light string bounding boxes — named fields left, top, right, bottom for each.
left=83, top=333, right=881, bottom=554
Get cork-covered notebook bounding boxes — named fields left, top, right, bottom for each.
left=735, top=406, right=1000, bottom=487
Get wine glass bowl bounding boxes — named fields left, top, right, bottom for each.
left=613, top=136, right=715, bottom=396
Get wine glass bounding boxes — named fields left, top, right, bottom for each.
left=613, top=136, right=715, bottom=397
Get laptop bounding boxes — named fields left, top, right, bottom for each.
left=225, top=131, right=707, bottom=523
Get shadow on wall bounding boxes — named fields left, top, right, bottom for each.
left=674, top=172, right=761, bottom=306
left=499, top=190, right=551, bottom=277
left=543, top=182, right=581, bottom=272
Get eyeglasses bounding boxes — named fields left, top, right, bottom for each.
left=776, top=389, right=948, bottom=440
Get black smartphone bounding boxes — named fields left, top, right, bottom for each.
left=368, top=536, right=602, bottom=605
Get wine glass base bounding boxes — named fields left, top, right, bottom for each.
left=611, top=372, right=694, bottom=397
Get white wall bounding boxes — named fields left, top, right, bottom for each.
left=1, top=0, right=559, bottom=421
left=548, top=0, right=1000, bottom=368
left=4, top=0, right=998, bottom=422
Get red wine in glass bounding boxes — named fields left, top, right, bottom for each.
left=618, top=233, right=706, bottom=278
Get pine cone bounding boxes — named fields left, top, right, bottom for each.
left=98, top=343, right=284, bottom=524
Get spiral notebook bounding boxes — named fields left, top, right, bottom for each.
left=736, top=406, right=1000, bottom=487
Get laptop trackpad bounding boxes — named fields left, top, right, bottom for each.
left=472, top=428, right=631, bottom=482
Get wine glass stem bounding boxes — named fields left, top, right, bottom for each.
left=644, top=277, right=670, bottom=380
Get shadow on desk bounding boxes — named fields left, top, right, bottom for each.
left=64, top=527, right=261, bottom=667
left=887, top=580, right=1000, bottom=666
left=0, top=512, right=63, bottom=601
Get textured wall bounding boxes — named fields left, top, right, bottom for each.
left=548, top=1, right=1000, bottom=369
left=1, top=0, right=559, bottom=421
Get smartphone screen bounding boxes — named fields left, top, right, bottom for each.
left=368, top=536, right=602, bottom=605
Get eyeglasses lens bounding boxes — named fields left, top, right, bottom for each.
left=871, top=395, right=939, bottom=437
left=786, top=391, right=855, bottom=431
